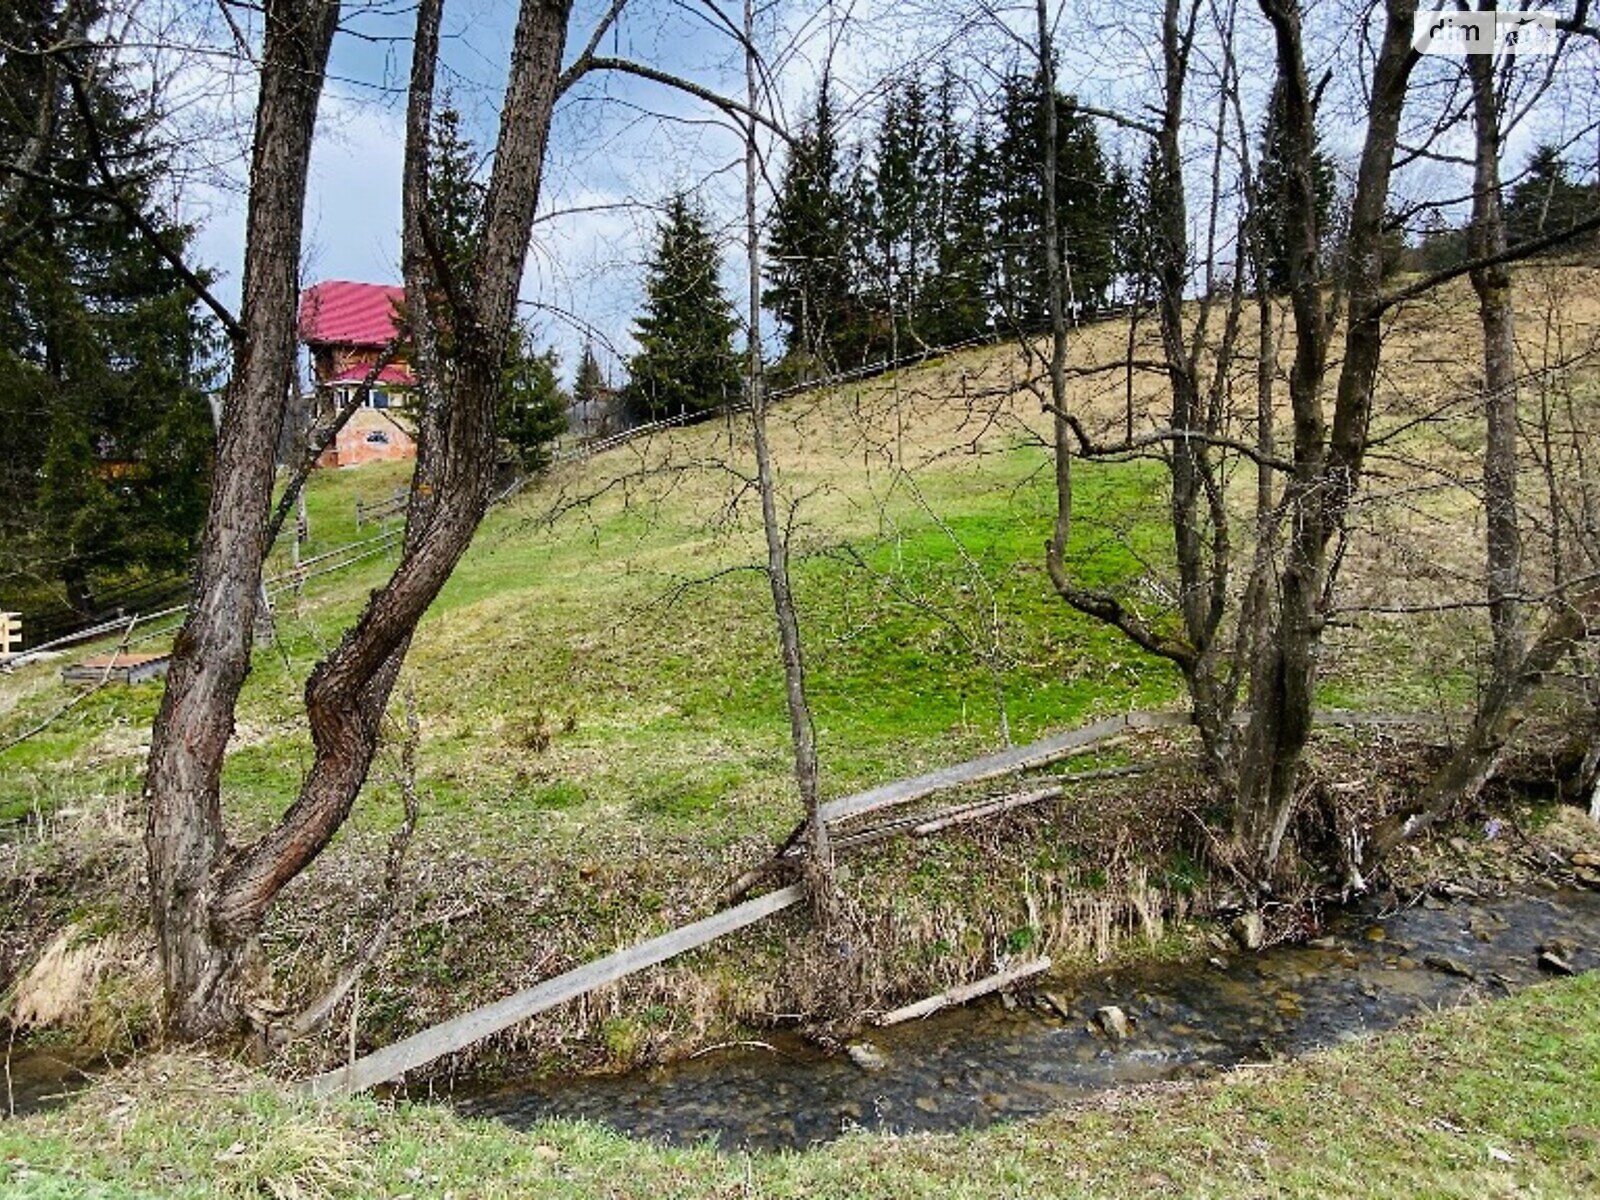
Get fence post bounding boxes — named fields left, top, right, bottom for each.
left=0, top=612, right=20, bottom=657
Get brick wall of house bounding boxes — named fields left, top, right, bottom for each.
left=316, top=407, right=418, bottom=468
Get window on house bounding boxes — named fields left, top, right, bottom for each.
left=371, top=388, right=390, bottom=409
left=365, top=430, right=390, bottom=446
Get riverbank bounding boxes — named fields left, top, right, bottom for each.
left=3, top=970, right=1597, bottom=1197
left=2, top=267, right=1597, bottom=1088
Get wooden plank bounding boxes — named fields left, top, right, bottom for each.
left=817, top=711, right=1191, bottom=827
left=305, top=884, right=806, bottom=1097
left=911, top=785, right=1064, bottom=836
left=876, top=957, right=1052, bottom=1026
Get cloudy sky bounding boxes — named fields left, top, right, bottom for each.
left=169, top=0, right=1599, bottom=386
left=181, top=0, right=887, bottom=384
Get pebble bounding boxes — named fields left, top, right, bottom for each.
left=1095, top=1005, right=1132, bottom=1040
left=1538, top=950, right=1577, bottom=976
left=1423, top=954, right=1476, bottom=980
left=1041, top=992, right=1074, bottom=1021
left=846, top=1042, right=888, bottom=1072
left=1231, top=912, right=1265, bottom=951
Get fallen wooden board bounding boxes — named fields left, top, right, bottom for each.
left=305, top=884, right=804, bottom=1097
left=876, top=957, right=1052, bottom=1026
left=310, top=706, right=1435, bottom=1096
left=817, top=710, right=1191, bottom=827
left=61, top=653, right=169, bottom=686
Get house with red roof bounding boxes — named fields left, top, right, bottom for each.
left=298, top=281, right=418, bottom=468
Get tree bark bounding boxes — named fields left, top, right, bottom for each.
left=1370, top=588, right=1598, bottom=858
left=743, top=0, right=834, bottom=920
left=1465, top=16, right=1525, bottom=692
left=1234, top=0, right=1418, bottom=877
left=143, top=0, right=576, bottom=1040
left=1044, top=0, right=1240, bottom=782
left=143, top=0, right=341, bottom=1039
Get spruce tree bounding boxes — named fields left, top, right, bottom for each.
left=990, top=68, right=1119, bottom=329
left=869, top=75, right=934, bottom=348
left=925, top=118, right=993, bottom=345
left=1504, top=145, right=1599, bottom=248
left=764, top=84, right=853, bottom=369
left=0, top=0, right=217, bottom=618
left=423, top=103, right=566, bottom=466
left=497, top=329, right=567, bottom=469
left=1253, top=81, right=1337, bottom=293
left=426, top=102, right=488, bottom=309
left=624, top=191, right=740, bottom=418
left=570, top=341, right=612, bottom=433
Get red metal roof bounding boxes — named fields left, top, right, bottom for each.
left=326, top=362, right=416, bottom=387
left=299, top=281, right=406, bottom=347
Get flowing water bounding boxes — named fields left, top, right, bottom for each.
left=4, top=886, right=1595, bottom=1144
left=458, top=886, right=1600, bottom=1150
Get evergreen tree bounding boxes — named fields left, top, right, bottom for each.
left=1111, top=150, right=1159, bottom=304
left=1504, top=145, right=1599, bottom=248
left=924, top=117, right=993, bottom=345
left=569, top=341, right=615, bottom=435
left=624, top=192, right=740, bottom=418
left=423, top=103, right=566, bottom=466
left=989, top=68, right=1119, bottom=329
left=764, top=84, right=854, bottom=369
left=426, top=102, right=487, bottom=312
left=1253, top=81, right=1337, bottom=293
left=869, top=75, right=934, bottom=349
left=497, top=328, right=567, bottom=469
left=1410, top=210, right=1469, bottom=275
left=0, top=0, right=217, bottom=617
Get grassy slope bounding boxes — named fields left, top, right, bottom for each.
left=1, top=266, right=1598, bottom=1069
left=4, top=972, right=1599, bottom=1198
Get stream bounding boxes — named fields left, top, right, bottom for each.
left=457, top=886, right=1600, bottom=1151
left=3, top=886, right=1594, bottom=1145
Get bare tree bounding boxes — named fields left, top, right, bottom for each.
left=143, top=0, right=343, bottom=1040
left=142, top=0, right=590, bottom=1041
left=1044, top=0, right=1249, bottom=787
left=1367, top=5, right=1600, bottom=859
left=741, top=0, right=837, bottom=919
left=1225, top=0, right=1422, bottom=879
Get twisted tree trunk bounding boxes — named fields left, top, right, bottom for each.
left=1233, top=0, right=1418, bottom=877
left=143, top=0, right=341, bottom=1039
left=143, top=0, right=576, bottom=1041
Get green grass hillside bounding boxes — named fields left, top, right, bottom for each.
left=1, top=265, right=1598, bottom=1076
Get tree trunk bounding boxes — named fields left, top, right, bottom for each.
left=212, top=0, right=573, bottom=968
left=143, top=0, right=575, bottom=1040
left=1370, top=588, right=1598, bottom=858
left=743, top=0, right=834, bottom=920
left=143, top=0, right=340, bottom=1040
left=1234, top=0, right=1417, bottom=877
left=1466, top=30, right=1525, bottom=692
left=1375, top=12, right=1532, bottom=859
left=1042, top=0, right=1241, bottom=784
